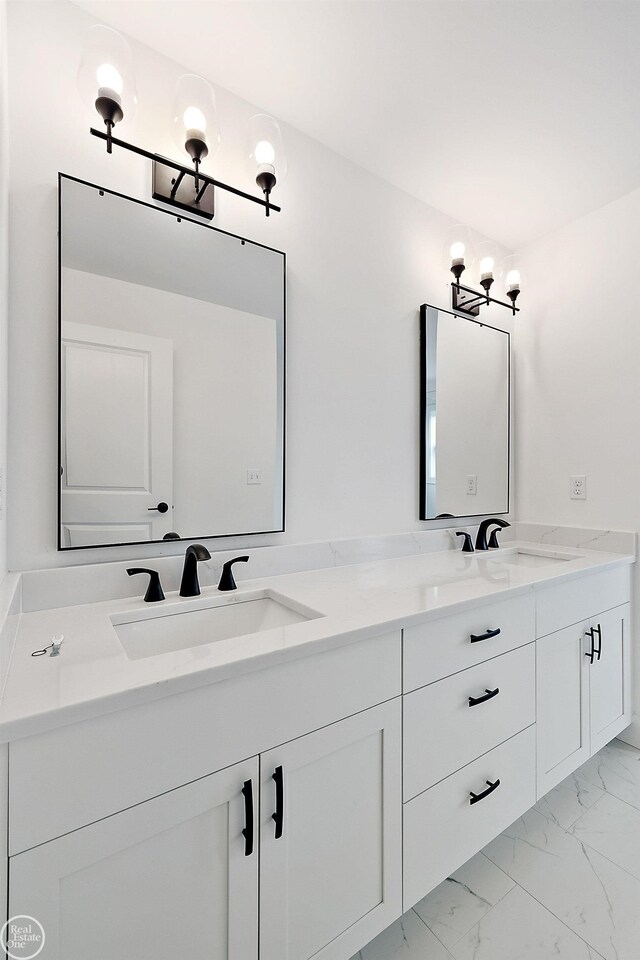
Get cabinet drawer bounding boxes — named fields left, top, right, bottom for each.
left=403, top=593, right=535, bottom=692
left=9, top=631, right=401, bottom=855
left=404, top=643, right=535, bottom=800
left=536, top=567, right=630, bottom=638
left=403, top=724, right=536, bottom=910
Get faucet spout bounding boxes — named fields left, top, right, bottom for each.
left=475, top=518, right=510, bottom=551
left=180, top=543, right=212, bottom=597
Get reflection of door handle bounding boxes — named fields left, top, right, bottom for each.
left=148, top=502, right=169, bottom=513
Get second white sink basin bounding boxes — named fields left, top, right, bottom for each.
left=488, top=548, right=582, bottom=568
left=112, top=590, right=323, bottom=661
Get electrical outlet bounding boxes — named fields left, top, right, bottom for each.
left=247, top=470, right=262, bottom=485
left=466, top=475, right=477, bottom=496
left=570, top=475, right=587, bottom=500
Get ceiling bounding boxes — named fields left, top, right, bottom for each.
left=72, top=0, right=640, bottom=249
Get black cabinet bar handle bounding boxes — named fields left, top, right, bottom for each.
left=470, top=628, right=501, bottom=643
left=241, top=779, right=254, bottom=857
left=584, top=627, right=596, bottom=663
left=468, top=687, right=500, bottom=707
left=594, top=623, right=602, bottom=661
left=272, top=766, right=284, bottom=839
left=469, top=778, right=501, bottom=805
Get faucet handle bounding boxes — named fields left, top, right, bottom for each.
left=456, top=532, right=475, bottom=553
left=127, top=568, right=165, bottom=603
left=218, top=556, right=249, bottom=592
left=488, top=528, right=505, bottom=549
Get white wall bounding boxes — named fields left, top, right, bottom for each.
left=6, top=0, right=511, bottom=571
left=515, top=185, right=640, bottom=739
left=0, top=0, right=8, bottom=580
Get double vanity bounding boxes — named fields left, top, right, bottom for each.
left=0, top=532, right=633, bottom=960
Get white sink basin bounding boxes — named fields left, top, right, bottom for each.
left=112, top=590, right=323, bottom=661
left=488, top=548, right=581, bottom=568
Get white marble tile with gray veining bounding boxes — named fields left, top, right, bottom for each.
left=450, top=885, right=604, bottom=960
left=348, top=909, right=455, bottom=960
left=535, top=772, right=605, bottom=830
left=412, top=852, right=514, bottom=949
left=514, top=523, right=635, bottom=555
left=576, top=738, right=640, bottom=811
left=570, top=790, right=640, bottom=881
left=483, top=805, right=640, bottom=960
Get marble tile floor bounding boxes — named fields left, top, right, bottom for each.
left=350, top=738, right=640, bottom=960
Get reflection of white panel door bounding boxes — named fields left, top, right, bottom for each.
left=61, top=322, right=173, bottom=546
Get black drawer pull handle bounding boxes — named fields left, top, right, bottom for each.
left=470, top=628, right=501, bottom=643
left=585, top=627, right=596, bottom=663
left=594, top=623, right=602, bottom=661
left=272, top=765, right=284, bottom=839
left=469, top=778, right=501, bottom=805
left=241, top=779, right=254, bottom=857
left=468, top=687, right=500, bottom=707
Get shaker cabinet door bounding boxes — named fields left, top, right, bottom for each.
left=536, top=621, right=590, bottom=798
left=589, top=604, right=630, bottom=754
left=9, top=757, right=259, bottom=960
left=259, top=699, right=402, bottom=960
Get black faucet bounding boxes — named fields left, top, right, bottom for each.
left=179, top=543, right=211, bottom=597
left=218, top=556, right=249, bottom=591
left=475, top=518, right=510, bottom=551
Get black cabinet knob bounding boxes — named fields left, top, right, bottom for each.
left=148, top=502, right=169, bottom=513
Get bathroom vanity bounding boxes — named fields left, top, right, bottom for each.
left=0, top=537, right=633, bottom=960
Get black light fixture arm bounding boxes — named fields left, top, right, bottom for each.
left=89, top=127, right=281, bottom=215
left=452, top=281, right=520, bottom=316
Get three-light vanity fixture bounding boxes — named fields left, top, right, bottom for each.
left=78, top=25, right=285, bottom=219
left=445, top=226, right=522, bottom=316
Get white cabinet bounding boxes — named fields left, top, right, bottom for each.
left=537, top=603, right=630, bottom=797
left=259, top=699, right=402, bottom=960
left=9, top=756, right=259, bottom=960
left=9, top=699, right=401, bottom=960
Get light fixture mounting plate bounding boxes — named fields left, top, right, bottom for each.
left=152, top=156, right=215, bottom=220
left=451, top=283, right=482, bottom=316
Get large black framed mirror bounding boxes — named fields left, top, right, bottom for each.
left=420, top=303, right=510, bottom=520
left=58, top=174, right=285, bottom=549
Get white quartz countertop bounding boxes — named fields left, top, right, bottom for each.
left=0, top=541, right=634, bottom=741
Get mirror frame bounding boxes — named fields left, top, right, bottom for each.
left=57, top=173, right=286, bottom=550
left=419, top=302, right=510, bottom=522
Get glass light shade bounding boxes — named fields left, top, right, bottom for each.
left=502, top=254, right=524, bottom=292
left=171, top=74, right=220, bottom=161
left=476, top=240, right=499, bottom=282
left=77, top=24, right=137, bottom=125
left=247, top=114, right=287, bottom=183
left=442, top=225, right=475, bottom=275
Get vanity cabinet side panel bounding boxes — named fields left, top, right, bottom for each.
left=536, top=567, right=630, bottom=638
left=9, top=631, right=401, bottom=855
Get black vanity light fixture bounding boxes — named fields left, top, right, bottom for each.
left=78, top=25, right=284, bottom=219
left=445, top=226, right=521, bottom=317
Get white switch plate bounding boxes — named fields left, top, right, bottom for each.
left=466, top=475, right=477, bottom=496
left=247, top=470, right=262, bottom=485
left=570, top=475, right=587, bottom=500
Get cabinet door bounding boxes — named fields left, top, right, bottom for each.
left=9, top=757, right=258, bottom=960
left=259, top=699, right=402, bottom=960
left=589, top=604, right=631, bottom=754
left=536, top=621, right=590, bottom=797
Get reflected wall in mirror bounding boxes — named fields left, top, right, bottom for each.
left=58, top=175, right=285, bottom=549
left=420, top=304, right=509, bottom=520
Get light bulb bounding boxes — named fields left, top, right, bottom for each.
left=506, top=269, right=521, bottom=290
left=183, top=106, right=206, bottom=135
left=480, top=256, right=495, bottom=279
left=255, top=140, right=275, bottom=166
left=96, top=62, right=123, bottom=100
left=450, top=241, right=465, bottom=262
